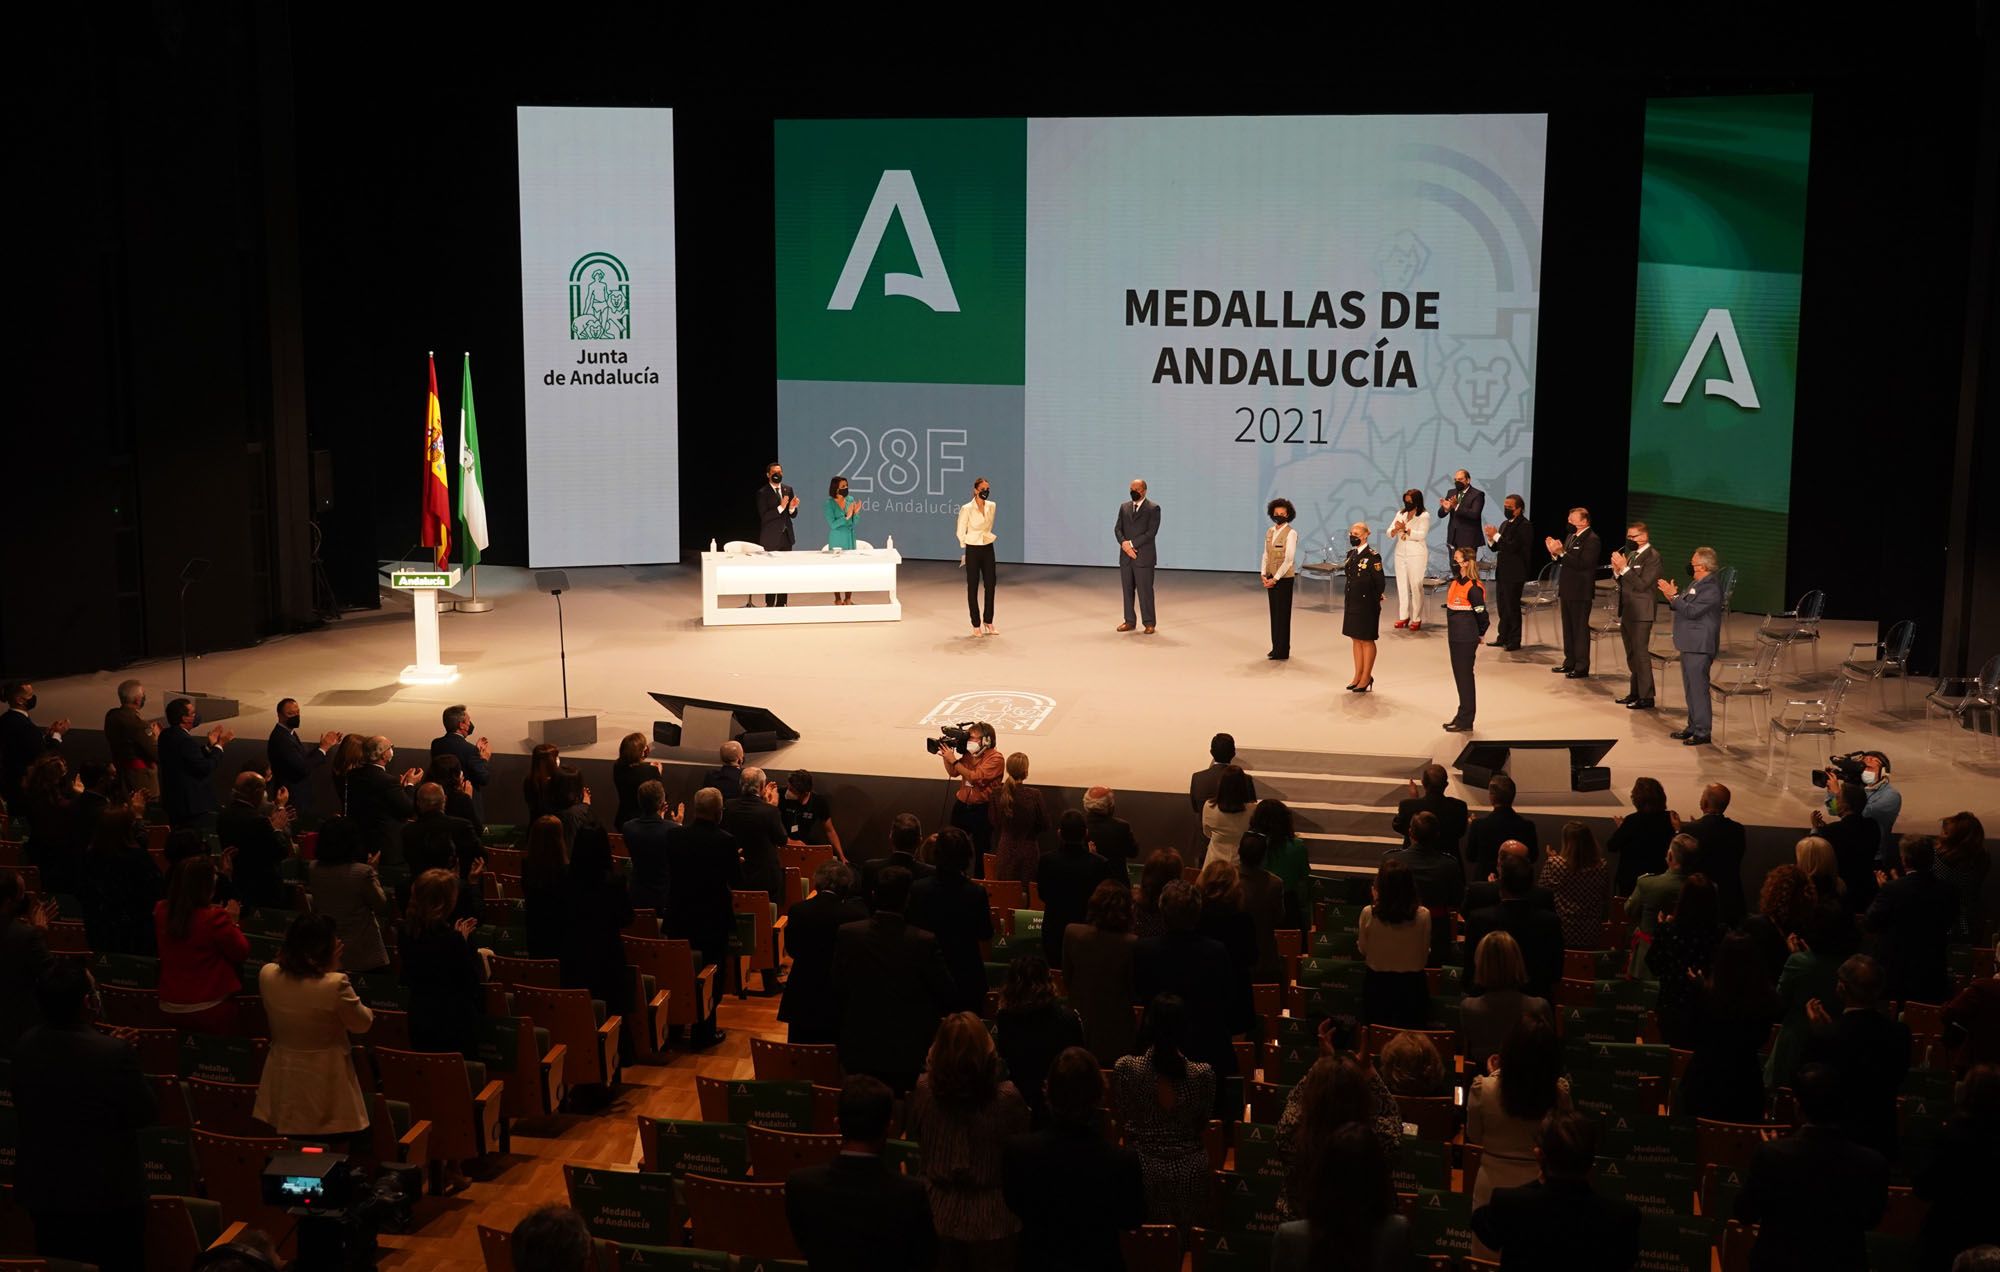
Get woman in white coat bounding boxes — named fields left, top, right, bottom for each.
left=254, top=912, right=374, bottom=1147
left=1387, top=488, right=1431, bottom=630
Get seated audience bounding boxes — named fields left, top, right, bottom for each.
left=1464, top=852, right=1564, bottom=997
left=833, top=864, right=953, bottom=1093
left=1135, top=880, right=1249, bottom=1116
left=1132, top=848, right=1183, bottom=939
left=1800, top=952, right=1910, bottom=1161
left=510, top=1205, right=595, bottom=1272
left=619, top=778, right=681, bottom=914
left=1080, top=784, right=1138, bottom=869
left=1537, top=820, right=1611, bottom=949
left=1468, top=1017, right=1568, bottom=1260
left=1002, top=1045, right=1146, bottom=1272
left=904, top=827, right=994, bottom=1016
left=1675, top=930, right=1780, bottom=1123
left=1062, top=878, right=1138, bottom=1065
left=724, top=767, right=789, bottom=901
left=1863, top=833, right=1959, bottom=1006
left=306, top=815, right=391, bottom=974
left=1605, top=776, right=1674, bottom=894
left=254, top=912, right=373, bottom=1145
left=1646, top=872, right=1723, bottom=1047
left=10, top=960, right=156, bottom=1271
left=1470, top=1111, right=1641, bottom=1271
left=786, top=1075, right=936, bottom=1272
left=0, top=868, right=51, bottom=1052
left=1460, top=931, right=1553, bottom=1067
left=780, top=860, right=867, bottom=1046
left=1917, top=1063, right=2000, bottom=1268
left=1360, top=856, right=1432, bottom=1027
left=1114, top=994, right=1217, bottom=1225
left=993, top=953, right=1084, bottom=1128
left=1376, top=1029, right=1447, bottom=1098
left=903, top=1012, right=1031, bottom=1266
left=665, top=788, right=740, bottom=1046
left=1273, top=1121, right=1414, bottom=1272
left=1946, top=967, right=2000, bottom=1073
left=1734, top=1062, right=1888, bottom=1271
left=1386, top=811, right=1465, bottom=965
left=156, top=853, right=250, bottom=1033
left=1466, top=773, right=1538, bottom=882
left=1036, top=809, right=1121, bottom=967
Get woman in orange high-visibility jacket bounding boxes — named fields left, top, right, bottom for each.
left=1442, top=547, right=1490, bottom=733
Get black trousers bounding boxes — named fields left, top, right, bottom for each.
left=1450, top=637, right=1478, bottom=725
left=1494, top=575, right=1524, bottom=648
left=1120, top=555, right=1157, bottom=626
left=1267, top=576, right=1295, bottom=656
left=764, top=591, right=787, bottom=607
left=1560, top=596, right=1592, bottom=671
left=1622, top=619, right=1655, bottom=698
left=951, top=799, right=992, bottom=877
left=965, top=544, right=996, bottom=626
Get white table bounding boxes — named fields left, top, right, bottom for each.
left=701, top=548, right=902, bottom=625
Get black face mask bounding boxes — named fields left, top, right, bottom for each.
left=20, top=695, right=34, bottom=712
left=1130, top=489, right=1143, bottom=501
left=769, top=472, right=783, bottom=485
left=1455, top=480, right=1468, bottom=492
left=1504, top=507, right=1518, bottom=521
left=976, top=487, right=990, bottom=499
left=283, top=713, right=301, bottom=731
left=1349, top=534, right=1363, bottom=547
left=837, top=488, right=849, bottom=500
left=1271, top=513, right=1288, bottom=525
left=1621, top=539, right=1640, bottom=556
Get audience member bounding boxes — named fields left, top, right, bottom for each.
left=1132, top=848, right=1183, bottom=939
left=664, top=788, right=740, bottom=1046
left=401, top=780, right=482, bottom=901
left=1391, top=763, right=1468, bottom=857
left=424, top=750, right=483, bottom=831
left=1386, top=810, right=1467, bottom=965
left=1275, top=1046, right=1401, bottom=1219
left=1734, top=1061, right=1888, bottom=1271
left=1199, top=764, right=1257, bottom=866
left=522, top=743, right=562, bottom=822
left=1646, top=873, right=1722, bottom=1047
left=1236, top=831, right=1287, bottom=983
left=1376, top=1029, right=1447, bottom=1097
left=217, top=771, right=294, bottom=909
left=993, top=953, right=1084, bottom=1127
left=19, top=756, right=83, bottom=899
left=429, top=704, right=491, bottom=812
left=861, top=812, right=935, bottom=907
left=1135, top=880, right=1248, bottom=1115
left=1115, top=994, right=1217, bottom=1225
left=1467, top=774, right=1538, bottom=880
left=1460, top=931, right=1553, bottom=1066
left=779, top=768, right=844, bottom=859
left=346, top=734, right=422, bottom=868
left=1248, top=798, right=1311, bottom=928
left=1916, top=1063, right=2000, bottom=1269
left=104, top=679, right=159, bottom=798
left=307, top=815, right=391, bottom=975
left=328, top=731, right=366, bottom=812
left=619, top=779, right=681, bottom=913
left=1744, top=863, right=1819, bottom=982
left=155, top=853, right=250, bottom=1033
left=724, top=767, right=789, bottom=901
left=1766, top=898, right=1856, bottom=1091
left=400, top=869, right=486, bottom=1068
left=1359, top=856, right=1431, bottom=1027
left=1676, top=930, right=1780, bottom=1122
left=1683, top=782, right=1748, bottom=924
left=608, top=731, right=657, bottom=829
left=991, top=751, right=1051, bottom=883
left=1814, top=779, right=1882, bottom=911
left=1864, top=833, right=1959, bottom=1005
left=1274, top=1121, right=1414, bottom=1272
left=268, top=697, right=340, bottom=818
left=510, top=1204, right=594, bottom=1272
left=1795, top=834, right=1843, bottom=903
left=1195, top=856, right=1258, bottom=997
left=787, top=1075, right=936, bottom=1272
left=1464, top=837, right=1557, bottom=916
left=904, top=1012, right=1031, bottom=1266
left=9, top=961, right=154, bottom=1270
left=1063, top=878, right=1138, bottom=1065
left=0, top=681, right=67, bottom=804
left=1624, top=834, right=1691, bottom=980
left=702, top=740, right=745, bottom=800
left=1470, top=1111, right=1641, bottom=1271
left=1002, top=1045, right=1146, bottom=1272
left=905, top=827, right=994, bottom=1016
left=1036, top=808, right=1121, bottom=967
left=1537, top=820, right=1611, bottom=949
left=0, top=868, right=51, bottom=1052
left=1188, top=733, right=1256, bottom=822
left=1935, top=812, right=1991, bottom=942
left=254, top=912, right=373, bottom=1146
left=1468, top=1017, right=1568, bottom=1259
left=1464, top=852, right=1563, bottom=997
left=1800, top=952, right=1910, bottom=1161
left=1944, top=968, right=2000, bottom=1073
left=522, top=814, right=570, bottom=960
left=833, top=864, right=953, bottom=1093
left=1080, top=785, right=1138, bottom=869
left=559, top=828, right=636, bottom=1060
left=1605, top=776, right=1673, bottom=894
left=780, top=860, right=866, bottom=1045
left=550, top=765, right=600, bottom=852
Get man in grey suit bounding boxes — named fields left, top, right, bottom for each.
left=1115, top=478, right=1162, bottom=634
left=1659, top=545, right=1723, bottom=746
left=1611, top=522, right=1664, bottom=710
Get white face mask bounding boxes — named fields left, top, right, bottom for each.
left=1862, top=769, right=1879, bottom=786
left=964, top=738, right=982, bottom=755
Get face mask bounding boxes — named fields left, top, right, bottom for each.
left=770, top=472, right=782, bottom=485
left=977, top=487, right=990, bottom=499
left=20, top=695, right=35, bottom=712
left=463, top=721, right=475, bottom=735
left=189, top=715, right=201, bottom=730
left=1862, top=769, right=1879, bottom=786
left=1505, top=507, right=1518, bottom=520
left=1455, top=480, right=1468, bottom=491
left=1271, top=512, right=1288, bottom=525
left=1130, top=488, right=1143, bottom=501
left=283, top=713, right=301, bottom=731
left=964, top=738, right=981, bottom=754
left=838, top=488, right=849, bottom=500
left=1349, top=534, right=1362, bottom=546
left=1621, top=539, right=1639, bottom=556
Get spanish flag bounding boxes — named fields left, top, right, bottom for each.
left=420, top=352, right=452, bottom=569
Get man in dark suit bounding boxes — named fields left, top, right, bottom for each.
left=158, top=696, right=232, bottom=831
left=1658, top=545, right=1722, bottom=745
left=780, top=860, right=868, bottom=1046
left=217, top=772, right=295, bottom=909
left=1482, top=494, right=1534, bottom=650
left=860, top=813, right=935, bottom=910
left=1387, top=811, right=1469, bottom=965
left=1683, top=783, right=1748, bottom=925
left=1801, top=954, right=1911, bottom=1162
left=703, top=740, right=745, bottom=796
left=786, top=1075, right=936, bottom=1272
left=1036, top=810, right=1122, bottom=968
left=723, top=766, right=789, bottom=905
left=833, top=865, right=954, bottom=1093
left=1465, top=839, right=1557, bottom=916
left=1135, top=880, right=1250, bottom=1114
left=619, top=780, right=681, bottom=914
left=1734, top=1062, right=1889, bottom=1270
left=1081, top=785, right=1139, bottom=869
left=1471, top=1111, right=1641, bottom=1271
left=400, top=781, right=482, bottom=886
left=104, top=679, right=158, bottom=798
left=1610, top=522, right=1664, bottom=709
left=1464, top=853, right=1565, bottom=996
left=755, top=459, right=800, bottom=606
left=0, top=680, right=66, bottom=805
left=267, top=698, right=339, bottom=818
left=1188, top=732, right=1257, bottom=814
left=1814, top=780, right=1884, bottom=911
left=11, top=961, right=157, bottom=1271
left=1863, top=835, right=1959, bottom=1005
left=1392, top=763, right=1470, bottom=856
left=1439, top=468, right=1486, bottom=550
left=430, top=704, right=492, bottom=816
left=1003, top=1046, right=1146, bottom=1271
left=1114, top=478, right=1162, bottom=634
left=1466, top=773, right=1538, bottom=879
left=904, top=827, right=991, bottom=1016
left=1544, top=507, right=1602, bottom=677
left=0, top=868, right=51, bottom=1053
left=344, top=734, right=420, bottom=868
left=664, top=788, right=741, bottom=1045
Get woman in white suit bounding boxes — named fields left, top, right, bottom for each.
left=254, top=912, right=374, bottom=1147
left=1388, top=488, right=1431, bottom=630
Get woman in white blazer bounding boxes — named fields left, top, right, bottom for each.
left=253, top=912, right=374, bottom=1144
left=1388, top=488, right=1431, bottom=630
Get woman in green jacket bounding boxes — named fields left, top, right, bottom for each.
left=824, top=476, right=860, bottom=604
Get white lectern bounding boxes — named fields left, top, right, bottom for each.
left=392, top=567, right=461, bottom=684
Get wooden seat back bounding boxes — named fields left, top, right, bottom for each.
left=684, top=1174, right=800, bottom=1262
left=747, top=1125, right=841, bottom=1180
left=749, top=1037, right=842, bottom=1086
left=185, top=1077, right=272, bottom=1138
left=375, top=1047, right=504, bottom=1163
left=511, top=984, right=621, bottom=1089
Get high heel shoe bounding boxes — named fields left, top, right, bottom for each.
left=1345, top=682, right=1358, bottom=690
left=1353, top=679, right=1374, bottom=693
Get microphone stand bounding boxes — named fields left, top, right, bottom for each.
left=554, top=588, right=571, bottom=719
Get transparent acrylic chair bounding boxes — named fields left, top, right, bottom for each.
left=1926, top=652, right=2000, bottom=763
left=1767, top=676, right=1851, bottom=786
left=1755, top=589, right=1827, bottom=677
left=1839, top=619, right=1915, bottom=715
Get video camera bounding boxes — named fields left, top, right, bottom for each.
left=261, top=1150, right=421, bottom=1270
left=1809, top=749, right=1883, bottom=790
left=925, top=722, right=975, bottom=756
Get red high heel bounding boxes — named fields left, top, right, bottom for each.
left=1393, top=619, right=1408, bottom=629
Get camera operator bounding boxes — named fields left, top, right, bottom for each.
left=1813, top=751, right=1901, bottom=865
left=937, top=721, right=1003, bottom=876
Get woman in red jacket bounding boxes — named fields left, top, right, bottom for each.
left=155, top=854, right=250, bottom=1034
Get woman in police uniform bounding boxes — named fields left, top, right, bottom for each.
left=1343, top=521, right=1384, bottom=691
left=1444, top=546, right=1490, bottom=732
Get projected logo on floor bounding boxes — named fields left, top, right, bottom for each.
left=920, top=691, right=1058, bottom=734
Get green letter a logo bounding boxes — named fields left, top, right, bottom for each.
left=827, top=170, right=960, bottom=313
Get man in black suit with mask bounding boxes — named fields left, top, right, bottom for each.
left=755, top=460, right=800, bottom=607
left=1483, top=494, right=1533, bottom=651
left=1611, top=522, right=1664, bottom=709
left=1114, top=478, right=1162, bottom=634
left=1544, top=506, right=1602, bottom=677
left=1438, top=468, right=1486, bottom=554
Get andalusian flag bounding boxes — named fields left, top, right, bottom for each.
left=420, top=353, right=451, bottom=569
left=457, top=354, right=489, bottom=568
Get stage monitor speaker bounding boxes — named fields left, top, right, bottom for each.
left=1452, top=739, right=1616, bottom=797
left=648, top=692, right=799, bottom=755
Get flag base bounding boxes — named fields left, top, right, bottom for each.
left=452, top=599, right=495, bottom=614
left=399, top=663, right=459, bottom=686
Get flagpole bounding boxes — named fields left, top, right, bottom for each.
left=452, top=350, right=494, bottom=613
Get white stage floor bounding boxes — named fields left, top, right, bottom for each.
left=32, top=561, right=1997, bottom=831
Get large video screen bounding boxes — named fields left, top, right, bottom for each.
left=517, top=107, right=680, bottom=567
left=776, top=115, right=1547, bottom=571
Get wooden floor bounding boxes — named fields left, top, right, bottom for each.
left=376, top=987, right=783, bottom=1270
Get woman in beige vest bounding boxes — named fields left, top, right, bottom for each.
left=1262, top=498, right=1299, bottom=660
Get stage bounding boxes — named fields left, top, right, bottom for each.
left=29, top=560, right=1995, bottom=863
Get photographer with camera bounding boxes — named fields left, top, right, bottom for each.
left=1812, top=751, right=1901, bottom=861
left=936, top=722, right=1003, bottom=875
